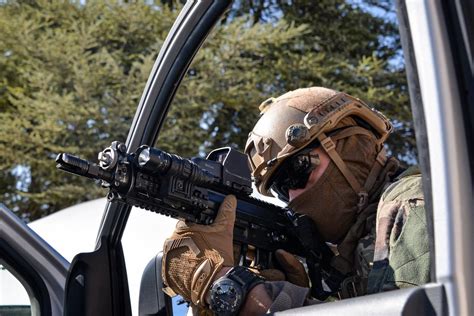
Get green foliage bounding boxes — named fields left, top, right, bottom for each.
left=0, top=0, right=415, bottom=220
left=0, top=1, right=177, bottom=219
left=160, top=19, right=315, bottom=155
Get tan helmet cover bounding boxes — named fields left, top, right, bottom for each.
left=245, top=87, right=393, bottom=197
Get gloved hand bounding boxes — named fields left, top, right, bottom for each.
left=161, top=194, right=305, bottom=307
left=162, top=195, right=237, bottom=307
left=275, top=249, right=310, bottom=288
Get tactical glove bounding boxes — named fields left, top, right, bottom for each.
left=162, top=195, right=237, bottom=306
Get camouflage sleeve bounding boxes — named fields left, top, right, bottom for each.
left=367, top=167, right=431, bottom=293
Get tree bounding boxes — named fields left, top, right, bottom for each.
left=0, top=1, right=178, bottom=219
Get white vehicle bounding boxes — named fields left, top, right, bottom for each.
left=1, top=1, right=472, bottom=315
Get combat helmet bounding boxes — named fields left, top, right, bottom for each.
left=245, top=87, right=393, bottom=201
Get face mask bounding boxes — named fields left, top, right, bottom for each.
left=288, top=161, right=360, bottom=243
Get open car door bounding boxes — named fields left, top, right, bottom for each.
left=0, top=205, right=69, bottom=315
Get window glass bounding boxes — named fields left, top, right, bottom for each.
left=0, top=264, right=31, bottom=316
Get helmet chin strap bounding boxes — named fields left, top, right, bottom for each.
left=318, top=130, right=386, bottom=212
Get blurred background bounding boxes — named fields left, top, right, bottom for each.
left=0, top=0, right=414, bottom=222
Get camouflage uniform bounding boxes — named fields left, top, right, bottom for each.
left=367, top=166, right=430, bottom=292
left=241, top=87, right=431, bottom=311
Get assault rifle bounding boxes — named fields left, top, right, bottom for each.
left=56, top=141, right=345, bottom=300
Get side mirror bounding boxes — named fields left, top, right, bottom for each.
left=139, top=252, right=172, bottom=316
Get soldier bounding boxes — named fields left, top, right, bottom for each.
left=161, top=87, right=430, bottom=314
